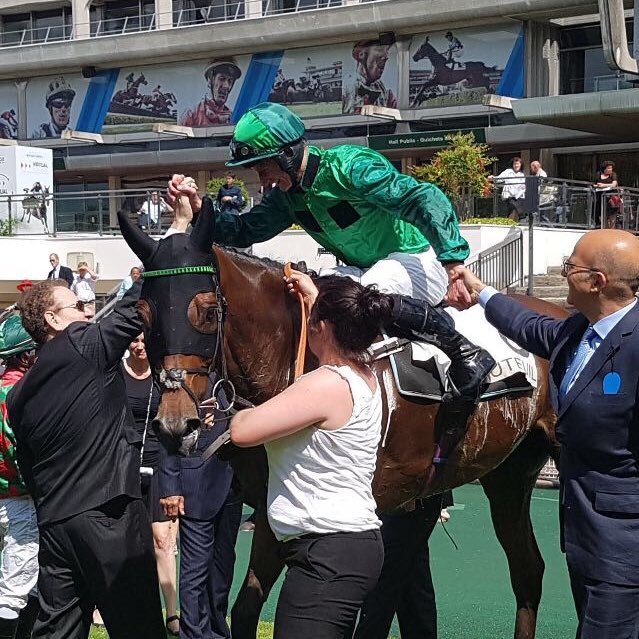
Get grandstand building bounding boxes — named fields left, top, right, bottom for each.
left=0, top=0, right=636, bottom=229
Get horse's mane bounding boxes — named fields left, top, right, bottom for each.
left=215, top=245, right=311, bottom=275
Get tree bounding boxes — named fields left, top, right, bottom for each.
left=411, top=131, right=495, bottom=220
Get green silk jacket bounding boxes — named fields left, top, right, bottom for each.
left=215, top=144, right=469, bottom=268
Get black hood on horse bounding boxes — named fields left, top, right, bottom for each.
left=118, top=200, right=219, bottom=366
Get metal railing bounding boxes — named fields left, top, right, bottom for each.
left=566, top=73, right=635, bottom=94
left=467, top=177, right=639, bottom=232
left=0, top=25, right=73, bottom=48
left=466, top=228, right=524, bottom=292
left=0, top=0, right=389, bottom=48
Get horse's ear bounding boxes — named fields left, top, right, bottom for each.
left=190, top=196, right=216, bottom=253
left=118, top=210, right=157, bottom=265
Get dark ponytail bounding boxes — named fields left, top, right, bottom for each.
left=310, top=276, right=393, bottom=361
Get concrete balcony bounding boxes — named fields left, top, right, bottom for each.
left=0, top=0, right=598, bottom=79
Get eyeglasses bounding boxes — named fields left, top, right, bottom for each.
left=49, top=258, right=57, bottom=263
left=50, top=100, right=71, bottom=109
left=54, top=300, right=86, bottom=313
left=561, top=259, right=602, bottom=278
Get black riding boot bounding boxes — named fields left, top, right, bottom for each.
left=15, top=596, right=39, bottom=639
left=388, top=295, right=496, bottom=403
left=0, top=616, right=18, bottom=639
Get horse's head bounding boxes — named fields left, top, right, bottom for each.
left=412, top=36, right=432, bottom=62
left=119, top=200, right=221, bottom=454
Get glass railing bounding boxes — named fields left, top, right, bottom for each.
left=565, top=73, right=635, bottom=94
left=0, top=24, right=73, bottom=48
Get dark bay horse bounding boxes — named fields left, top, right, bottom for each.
left=412, top=37, right=495, bottom=106
left=119, top=211, right=565, bottom=639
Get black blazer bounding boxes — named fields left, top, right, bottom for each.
left=47, top=265, right=74, bottom=287
left=485, top=293, right=639, bottom=585
left=7, top=283, right=144, bottom=527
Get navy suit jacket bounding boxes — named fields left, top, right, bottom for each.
left=158, top=420, right=234, bottom=521
left=485, top=293, right=639, bottom=585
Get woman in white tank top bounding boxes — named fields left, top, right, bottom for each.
left=231, top=271, right=393, bottom=639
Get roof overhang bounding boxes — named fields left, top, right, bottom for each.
left=511, top=89, right=639, bottom=138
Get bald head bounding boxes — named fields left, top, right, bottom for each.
left=574, top=229, right=639, bottom=300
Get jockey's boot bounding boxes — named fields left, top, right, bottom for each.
left=388, top=295, right=496, bottom=403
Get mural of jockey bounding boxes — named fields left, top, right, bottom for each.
left=31, top=77, right=76, bottom=139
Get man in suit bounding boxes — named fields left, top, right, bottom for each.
left=458, top=229, right=639, bottom=639
left=6, top=279, right=165, bottom=639
left=46, top=253, right=73, bottom=287
left=160, top=418, right=242, bottom=639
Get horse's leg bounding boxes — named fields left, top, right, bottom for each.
left=479, top=427, right=551, bottom=639
left=231, top=506, right=284, bottom=639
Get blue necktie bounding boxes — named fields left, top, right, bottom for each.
left=559, top=327, right=597, bottom=400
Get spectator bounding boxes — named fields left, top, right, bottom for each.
left=0, top=316, right=40, bottom=639
left=6, top=279, right=165, bottom=639
left=494, top=157, right=526, bottom=221
left=46, top=253, right=73, bottom=287
left=593, top=160, right=620, bottom=229
left=138, top=192, right=173, bottom=231
left=71, top=261, right=98, bottom=319
left=159, top=398, right=241, bottom=639
left=16, top=280, right=32, bottom=295
left=216, top=172, right=245, bottom=215
left=116, top=266, right=142, bottom=300
left=530, top=160, right=547, bottom=178
left=458, top=229, right=639, bottom=639
left=230, top=271, right=389, bottom=638
left=123, top=334, right=179, bottom=637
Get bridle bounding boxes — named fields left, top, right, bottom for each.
left=142, top=264, right=253, bottom=455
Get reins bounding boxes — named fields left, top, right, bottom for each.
left=284, top=262, right=307, bottom=381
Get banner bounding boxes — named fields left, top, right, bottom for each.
left=21, top=24, right=525, bottom=138
left=408, top=25, right=524, bottom=108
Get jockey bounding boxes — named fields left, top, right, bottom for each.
left=168, top=102, right=494, bottom=403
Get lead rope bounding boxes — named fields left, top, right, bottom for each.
left=140, top=374, right=154, bottom=470
left=284, top=262, right=307, bottom=381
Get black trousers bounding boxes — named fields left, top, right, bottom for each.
left=34, top=496, right=165, bottom=639
left=569, top=565, right=639, bottom=639
left=179, top=494, right=243, bottom=639
left=274, top=530, right=383, bottom=639
left=354, top=495, right=442, bottom=639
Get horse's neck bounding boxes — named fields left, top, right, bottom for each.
left=423, top=43, right=444, bottom=65
left=216, top=249, right=298, bottom=403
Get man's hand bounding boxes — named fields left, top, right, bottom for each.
left=443, top=262, right=474, bottom=310
left=167, top=174, right=202, bottom=213
left=160, top=495, right=185, bottom=521
left=446, top=267, right=487, bottom=309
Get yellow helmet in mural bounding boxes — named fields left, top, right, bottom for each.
left=46, top=77, right=76, bottom=107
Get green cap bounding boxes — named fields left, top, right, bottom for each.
left=0, top=315, right=35, bottom=358
left=227, top=102, right=306, bottom=167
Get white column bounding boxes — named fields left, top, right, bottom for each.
left=245, top=0, right=262, bottom=19
left=156, top=0, right=173, bottom=30
left=108, top=175, right=121, bottom=227
left=72, top=0, right=92, bottom=39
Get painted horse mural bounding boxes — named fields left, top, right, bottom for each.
left=118, top=203, right=564, bottom=639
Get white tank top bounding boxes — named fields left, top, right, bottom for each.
left=266, top=364, right=382, bottom=541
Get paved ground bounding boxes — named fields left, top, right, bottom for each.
left=89, top=482, right=575, bottom=638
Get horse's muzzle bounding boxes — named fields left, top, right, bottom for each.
left=152, top=416, right=201, bottom=455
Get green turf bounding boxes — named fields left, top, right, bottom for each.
left=89, top=483, right=576, bottom=638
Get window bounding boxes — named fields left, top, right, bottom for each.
left=90, top=0, right=155, bottom=35
left=560, top=21, right=635, bottom=95
left=1, top=8, right=70, bottom=46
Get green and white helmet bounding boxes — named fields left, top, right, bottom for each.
left=227, top=102, right=306, bottom=168
left=0, top=315, right=35, bottom=359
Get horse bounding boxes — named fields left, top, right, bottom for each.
left=411, top=37, right=496, bottom=106
left=118, top=207, right=564, bottom=639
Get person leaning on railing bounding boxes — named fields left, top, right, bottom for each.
left=593, top=160, right=620, bottom=229
left=491, top=157, right=526, bottom=221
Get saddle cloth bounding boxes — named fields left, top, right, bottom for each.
left=371, top=304, right=537, bottom=402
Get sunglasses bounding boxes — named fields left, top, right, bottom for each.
left=55, top=300, right=86, bottom=313
left=50, top=100, right=71, bottom=109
